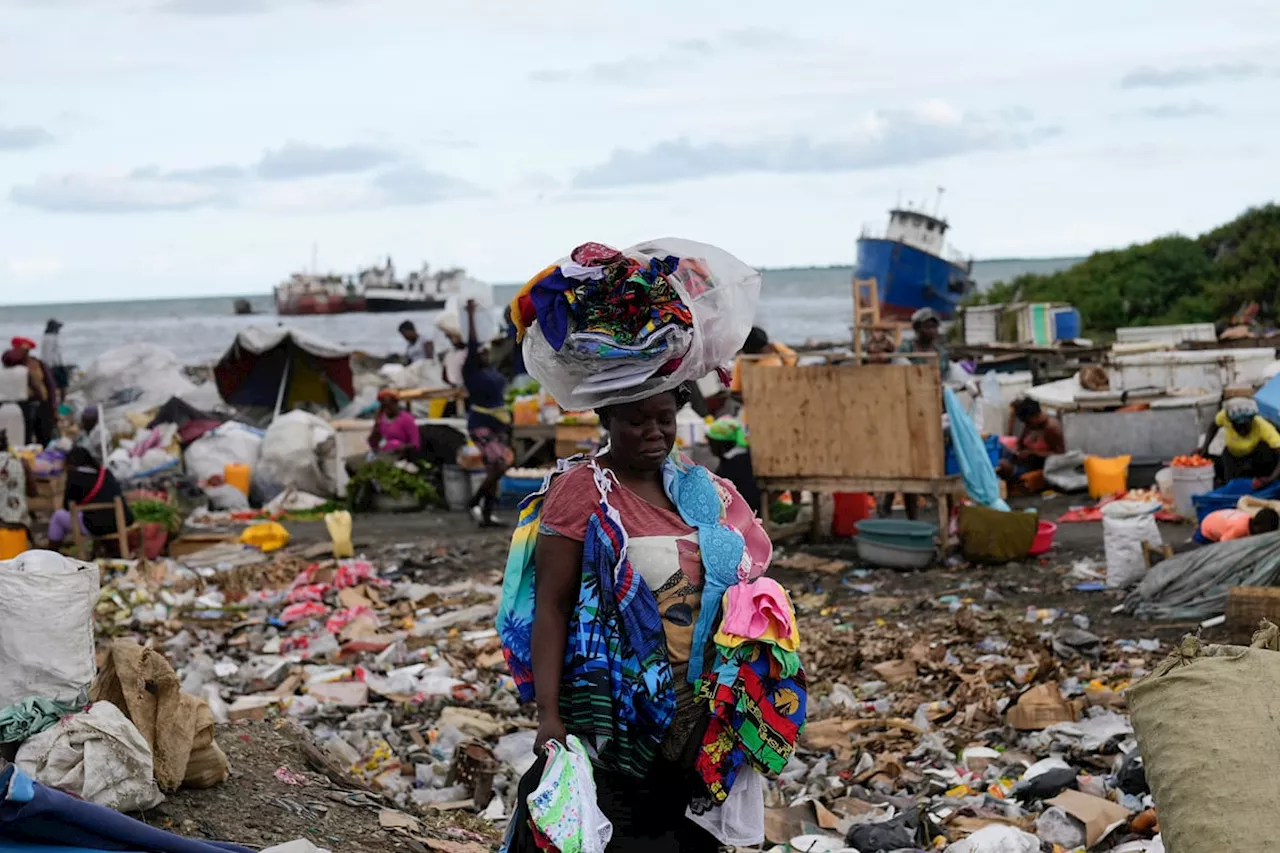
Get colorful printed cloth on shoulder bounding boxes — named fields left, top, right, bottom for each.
left=498, top=459, right=676, bottom=777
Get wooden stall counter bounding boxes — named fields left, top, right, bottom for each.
left=741, top=360, right=965, bottom=551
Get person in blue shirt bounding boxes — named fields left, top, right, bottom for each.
left=464, top=300, right=512, bottom=527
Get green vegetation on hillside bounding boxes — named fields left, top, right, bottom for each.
left=974, top=204, right=1280, bottom=333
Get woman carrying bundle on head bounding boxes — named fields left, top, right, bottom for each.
left=499, top=240, right=804, bottom=853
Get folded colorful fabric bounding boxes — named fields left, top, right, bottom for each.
left=719, top=577, right=795, bottom=643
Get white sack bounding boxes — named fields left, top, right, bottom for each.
left=1103, top=500, right=1164, bottom=589
left=183, top=422, right=265, bottom=482
left=15, top=701, right=164, bottom=812
left=0, top=550, right=100, bottom=709
left=256, top=410, right=337, bottom=498
left=80, top=344, right=197, bottom=432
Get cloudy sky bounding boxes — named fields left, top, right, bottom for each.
left=1, top=0, right=1276, bottom=304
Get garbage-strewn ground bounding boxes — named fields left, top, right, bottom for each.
left=92, top=494, right=1193, bottom=851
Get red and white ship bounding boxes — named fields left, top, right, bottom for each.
left=273, top=273, right=366, bottom=315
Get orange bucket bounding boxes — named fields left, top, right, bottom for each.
left=224, top=463, right=252, bottom=496
left=0, top=527, right=29, bottom=560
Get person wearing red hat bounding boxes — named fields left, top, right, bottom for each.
left=2, top=338, right=55, bottom=446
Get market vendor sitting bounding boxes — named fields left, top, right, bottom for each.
left=368, top=390, right=421, bottom=458
left=1200, top=396, right=1280, bottom=488
left=1194, top=507, right=1280, bottom=545
left=49, top=446, right=134, bottom=553
left=707, top=416, right=761, bottom=515
left=996, top=398, right=1065, bottom=485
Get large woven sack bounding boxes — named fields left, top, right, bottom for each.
left=1129, top=626, right=1280, bottom=853
left=89, top=640, right=229, bottom=791
left=0, top=550, right=99, bottom=710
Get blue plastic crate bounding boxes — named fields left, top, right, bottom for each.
left=945, top=435, right=1003, bottom=476
left=1191, top=477, right=1280, bottom=522
left=498, top=475, right=545, bottom=509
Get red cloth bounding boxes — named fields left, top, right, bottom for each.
left=539, top=464, right=694, bottom=543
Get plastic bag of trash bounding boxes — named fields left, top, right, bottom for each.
left=256, top=410, right=337, bottom=499
left=80, top=344, right=199, bottom=433
left=944, top=824, right=1040, bottom=852
left=1044, top=450, right=1089, bottom=493
left=685, top=765, right=764, bottom=847
left=527, top=735, right=612, bottom=853
left=15, top=701, right=164, bottom=813
left=0, top=550, right=100, bottom=710
left=1102, top=499, right=1162, bottom=589
left=183, top=422, right=264, bottom=483
left=1129, top=625, right=1280, bottom=853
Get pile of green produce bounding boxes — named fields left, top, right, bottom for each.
left=504, top=377, right=541, bottom=405
left=346, top=460, right=438, bottom=506
left=131, top=499, right=185, bottom=534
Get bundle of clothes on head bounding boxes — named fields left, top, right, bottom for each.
left=511, top=241, right=702, bottom=394
left=511, top=240, right=741, bottom=405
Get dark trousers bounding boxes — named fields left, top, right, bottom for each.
left=1223, top=444, right=1279, bottom=482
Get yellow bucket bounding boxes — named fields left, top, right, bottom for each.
left=1085, top=455, right=1131, bottom=499
left=426, top=397, right=448, bottom=418
left=0, top=527, right=29, bottom=560
left=224, top=463, right=251, bottom=496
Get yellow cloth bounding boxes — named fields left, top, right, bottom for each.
left=239, top=521, right=290, bottom=553
left=714, top=591, right=801, bottom=653
left=730, top=342, right=797, bottom=394
left=1216, top=410, right=1280, bottom=456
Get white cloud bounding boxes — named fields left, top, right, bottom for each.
left=0, top=124, right=54, bottom=150
left=1120, top=61, right=1267, bottom=89
left=573, top=106, right=1060, bottom=188
left=10, top=172, right=229, bottom=212
left=257, top=141, right=400, bottom=180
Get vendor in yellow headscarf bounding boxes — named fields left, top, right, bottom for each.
left=706, top=416, right=761, bottom=515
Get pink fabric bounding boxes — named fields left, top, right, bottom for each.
left=377, top=411, right=421, bottom=452
left=720, top=577, right=793, bottom=640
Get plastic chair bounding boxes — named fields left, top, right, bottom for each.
left=69, top=497, right=137, bottom=559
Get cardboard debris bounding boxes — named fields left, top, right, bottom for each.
left=308, top=682, right=369, bottom=706
left=377, top=809, right=420, bottom=831
left=1006, top=681, right=1081, bottom=731
left=775, top=553, right=851, bottom=575
left=872, top=659, right=918, bottom=684
left=1047, top=789, right=1132, bottom=848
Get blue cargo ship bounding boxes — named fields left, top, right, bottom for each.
left=855, top=206, right=973, bottom=322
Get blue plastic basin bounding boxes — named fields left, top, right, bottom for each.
left=854, top=519, right=937, bottom=549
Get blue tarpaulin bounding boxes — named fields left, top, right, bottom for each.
left=0, top=766, right=250, bottom=853
left=943, top=387, right=1009, bottom=512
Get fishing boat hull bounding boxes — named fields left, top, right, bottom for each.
left=856, top=237, right=972, bottom=322
left=275, top=292, right=366, bottom=315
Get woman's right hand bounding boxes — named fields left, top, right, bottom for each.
left=534, top=712, right=566, bottom=754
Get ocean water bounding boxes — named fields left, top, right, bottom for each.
left=0, top=259, right=1080, bottom=368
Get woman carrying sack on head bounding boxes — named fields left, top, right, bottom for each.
left=499, top=240, right=804, bottom=853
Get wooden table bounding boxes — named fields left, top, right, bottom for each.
left=511, top=424, right=556, bottom=467
left=759, top=475, right=967, bottom=550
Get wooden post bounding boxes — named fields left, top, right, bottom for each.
left=114, top=498, right=131, bottom=559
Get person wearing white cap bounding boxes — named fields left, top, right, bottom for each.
left=1200, top=395, right=1280, bottom=489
